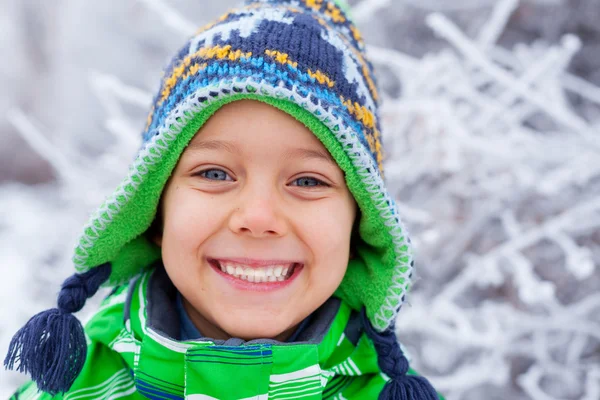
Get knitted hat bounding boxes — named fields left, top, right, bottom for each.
left=5, top=1, right=437, bottom=398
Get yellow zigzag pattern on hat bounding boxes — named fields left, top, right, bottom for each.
left=159, top=45, right=253, bottom=104
left=264, top=49, right=336, bottom=88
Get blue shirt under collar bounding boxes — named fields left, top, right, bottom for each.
left=176, top=292, right=312, bottom=342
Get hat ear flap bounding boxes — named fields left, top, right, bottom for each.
left=360, top=308, right=439, bottom=400
left=4, top=263, right=112, bottom=395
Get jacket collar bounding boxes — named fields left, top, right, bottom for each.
left=115, top=266, right=368, bottom=399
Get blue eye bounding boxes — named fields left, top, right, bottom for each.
left=292, top=177, right=327, bottom=187
left=198, top=168, right=232, bottom=181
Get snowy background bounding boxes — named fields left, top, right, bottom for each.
left=1, top=0, right=599, bottom=399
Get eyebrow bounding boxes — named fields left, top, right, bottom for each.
left=187, top=138, right=335, bottom=164
left=283, top=147, right=335, bottom=165
left=186, top=139, right=242, bottom=155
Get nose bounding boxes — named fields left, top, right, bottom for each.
left=228, top=183, right=287, bottom=238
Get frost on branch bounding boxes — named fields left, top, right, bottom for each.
left=365, top=1, right=600, bottom=399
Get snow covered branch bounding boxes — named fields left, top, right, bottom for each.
left=368, top=4, right=600, bottom=399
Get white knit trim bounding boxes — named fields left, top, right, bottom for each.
left=73, top=76, right=413, bottom=331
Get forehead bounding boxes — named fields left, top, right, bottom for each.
left=186, top=100, right=335, bottom=163
left=191, top=99, right=312, bottom=140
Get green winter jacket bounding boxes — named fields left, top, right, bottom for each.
left=10, top=265, right=439, bottom=400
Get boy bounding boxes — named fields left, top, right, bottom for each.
left=5, top=0, right=441, bottom=398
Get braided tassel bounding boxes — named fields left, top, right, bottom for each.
left=4, top=263, right=111, bottom=395
left=361, top=308, right=439, bottom=400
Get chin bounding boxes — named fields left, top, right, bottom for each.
left=218, top=315, right=293, bottom=341
left=233, top=329, right=285, bottom=341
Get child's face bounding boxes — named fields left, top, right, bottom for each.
left=157, top=99, right=357, bottom=341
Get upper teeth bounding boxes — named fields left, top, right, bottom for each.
left=218, top=261, right=293, bottom=282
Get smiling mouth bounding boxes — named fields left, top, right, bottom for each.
left=209, top=259, right=300, bottom=283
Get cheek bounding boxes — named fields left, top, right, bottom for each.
left=300, top=198, right=355, bottom=259
left=161, top=190, right=226, bottom=256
